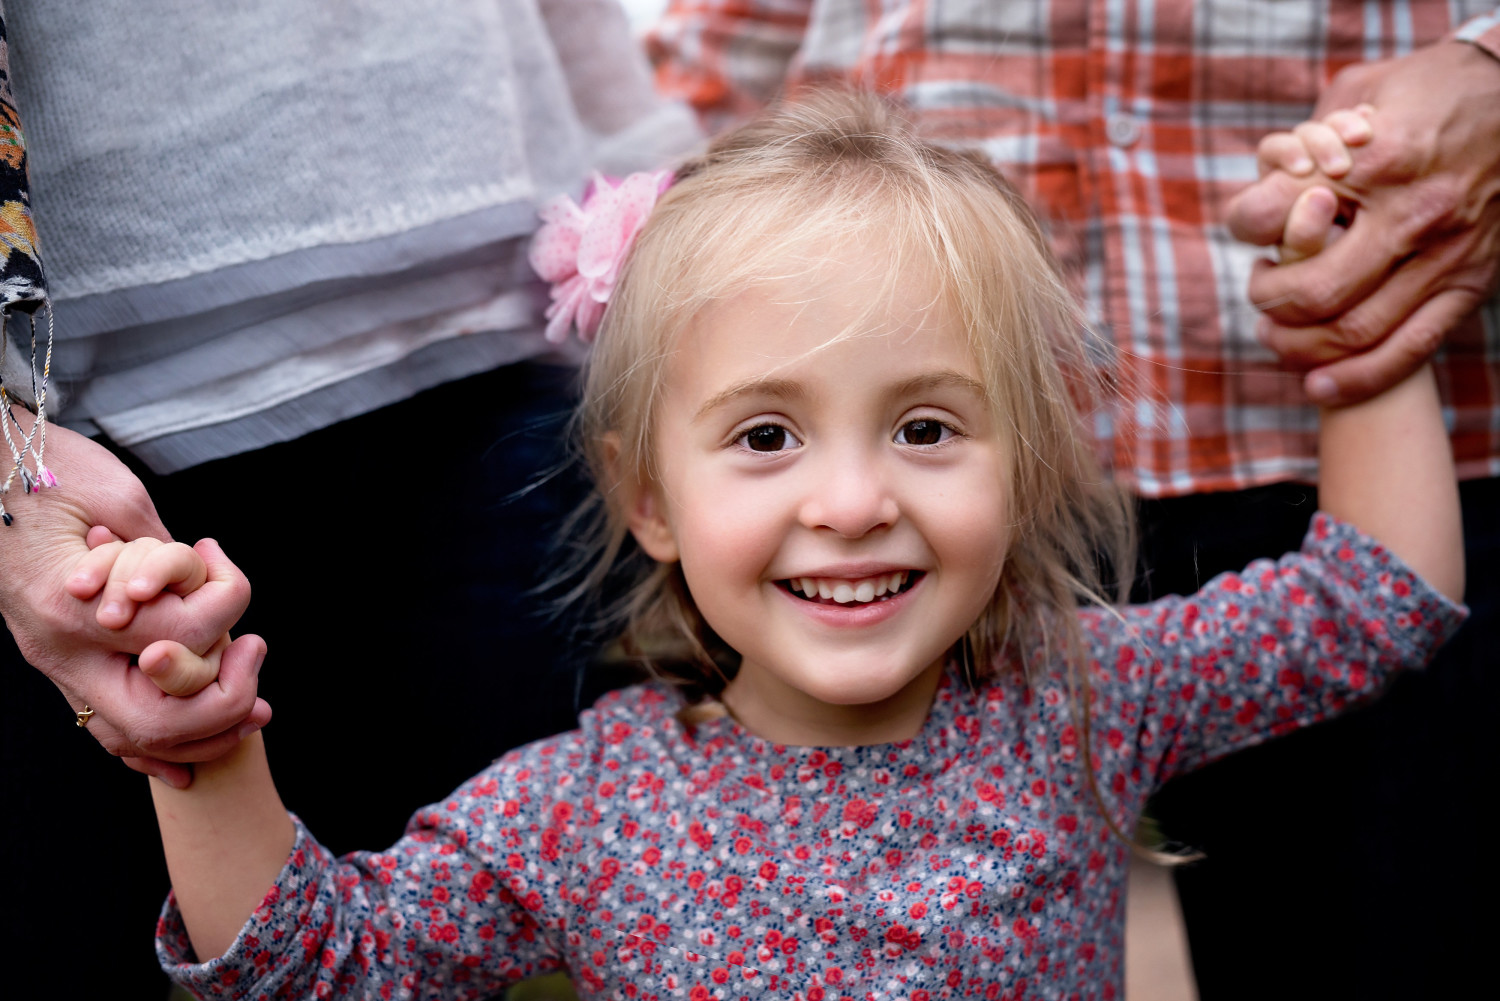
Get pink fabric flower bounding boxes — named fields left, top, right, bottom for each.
left=528, top=170, right=673, bottom=343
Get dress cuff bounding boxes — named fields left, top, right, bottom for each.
left=156, top=816, right=327, bottom=999
left=1305, top=511, right=1468, bottom=669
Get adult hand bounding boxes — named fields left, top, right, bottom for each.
left=1228, top=39, right=1500, bottom=406
left=0, top=414, right=263, bottom=786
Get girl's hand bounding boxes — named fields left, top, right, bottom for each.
left=67, top=530, right=230, bottom=697
left=1255, top=105, right=1374, bottom=264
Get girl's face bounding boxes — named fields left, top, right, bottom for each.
left=628, top=255, right=1011, bottom=747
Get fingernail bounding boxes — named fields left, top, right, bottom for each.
left=1328, top=153, right=1351, bottom=175
left=129, top=577, right=150, bottom=591
left=1306, top=372, right=1338, bottom=403
left=237, top=722, right=261, bottom=741
left=1289, top=155, right=1312, bottom=175
left=1254, top=318, right=1272, bottom=345
left=162, top=771, right=192, bottom=791
left=101, top=601, right=123, bottom=618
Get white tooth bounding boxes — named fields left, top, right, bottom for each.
left=896, top=571, right=908, bottom=590
left=874, top=577, right=888, bottom=597
left=854, top=581, right=876, bottom=603
left=801, top=577, right=817, bottom=597
left=832, top=583, right=855, bottom=603
left=887, top=572, right=901, bottom=593
left=817, top=580, right=834, bottom=600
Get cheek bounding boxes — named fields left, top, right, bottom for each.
left=936, top=475, right=1011, bottom=588
left=668, top=479, right=780, bottom=586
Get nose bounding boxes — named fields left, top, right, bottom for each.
left=797, top=445, right=900, bottom=539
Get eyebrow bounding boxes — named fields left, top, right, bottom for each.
left=888, top=371, right=989, bottom=401
left=693, top=370, right=986, bottom=421
left=694, top=377, right=807, bottom=421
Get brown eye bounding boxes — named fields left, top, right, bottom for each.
left=740, top=424, right=800, bottom=452
left=896, top=419, right=950, bottom=446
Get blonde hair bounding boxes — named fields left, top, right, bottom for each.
left=566, top=88, right=1133, bottom=726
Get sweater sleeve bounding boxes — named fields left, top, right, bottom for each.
left=1082, top=512, right=1467, bottom=801
left=156, top=747, right=578, bottom=1000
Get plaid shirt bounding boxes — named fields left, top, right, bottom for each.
left=650, top=1, right=1500, bottom=498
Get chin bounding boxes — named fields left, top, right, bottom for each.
left=799, top=658, right=942, bottom=708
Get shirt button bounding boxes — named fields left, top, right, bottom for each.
left=1106, top=112, right=1142, bottom=147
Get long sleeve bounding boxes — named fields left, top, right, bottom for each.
left=1080, top=513, right=1466, bottom=822
left=648, top=0, right=812, bottom=132
left=157, top=760, right=576, bottom=1000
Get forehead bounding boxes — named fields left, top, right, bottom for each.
left=664, top=257, right=981, bottom=407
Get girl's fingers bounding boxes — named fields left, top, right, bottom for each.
left=1291, top=121, right=1353, bottom=177
left=139, top=634, right=227, bottom=697
left=95, top=538, right=165, bottom=629
left=66, top=539, right=126, bottom=600
left=1257, top=131, right=1315, bottom=178
left=1280, top=187, right=1343, bottom=263
left=95, top=538, right=210, bottom=629
left=126, top=541, right=210, bottom=601
left=1322, top=105, right=1374, bottom=147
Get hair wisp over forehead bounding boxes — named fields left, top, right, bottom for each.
left=572, top=89, right=1133, bottom=741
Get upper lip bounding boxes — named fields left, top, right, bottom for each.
left=774, top=561, right=919, bottom=580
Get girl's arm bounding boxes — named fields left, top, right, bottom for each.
left=150, top=730, right=295, bottom=961
left=1318, top=363, right=1464, bottom=602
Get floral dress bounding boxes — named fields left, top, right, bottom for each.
left=159, top=514, right=1464, bottom=1001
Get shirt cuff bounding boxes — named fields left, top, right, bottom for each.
left=1454, top=9, right=1500, bottom=62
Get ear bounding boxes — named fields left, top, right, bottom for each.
left=601, top=432, right=680, bottom=563
left=626, top=480, right=680, bottom=564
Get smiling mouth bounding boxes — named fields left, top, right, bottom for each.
left=780, top=571, right=922, bottom=607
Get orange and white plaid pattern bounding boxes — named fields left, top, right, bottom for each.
left=651, top=0, right=1500, bottom=498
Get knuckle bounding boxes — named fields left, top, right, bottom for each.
left=1285, top=277, right=1346, bottom=321
left=1395, top=180, right=1465, bottom=241
left=1400, top=322, right=1445, bottom=362
left=1329, top=312, right=1383, bottom=351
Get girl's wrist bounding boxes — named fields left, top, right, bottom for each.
left=151, top=729, right=266, bottom=793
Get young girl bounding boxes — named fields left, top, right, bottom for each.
left=78, top=91, right=1461, bottom=1000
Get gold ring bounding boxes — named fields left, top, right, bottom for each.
left=75, top=705, right=95, bottom=728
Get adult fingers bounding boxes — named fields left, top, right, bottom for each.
left=1228, top=169, right=1316, bottom=246
left=139, top=634, right=226, bottom=697
left=1279, top=187, right=1341, bottom=263
left=84, top=635, right=268, bottom=757
left=1301, top=288, right=1479, bottom=406
left=121, top=755, right=195, bottom=790
left=1257, top=236, right=1477, bottom=365
left=86, top=525, right=123, bottom=549
left=1247, top=207, right=1405, bottom=325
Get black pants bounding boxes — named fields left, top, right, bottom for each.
left=1, top=361, right=605, bottom=999
left=1139, top=479, right=1499, bottom=1001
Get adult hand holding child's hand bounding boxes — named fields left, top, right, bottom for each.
left=1229, top=39, right=1500, bottom=406
left=0, top=417, right=266, bottom=787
